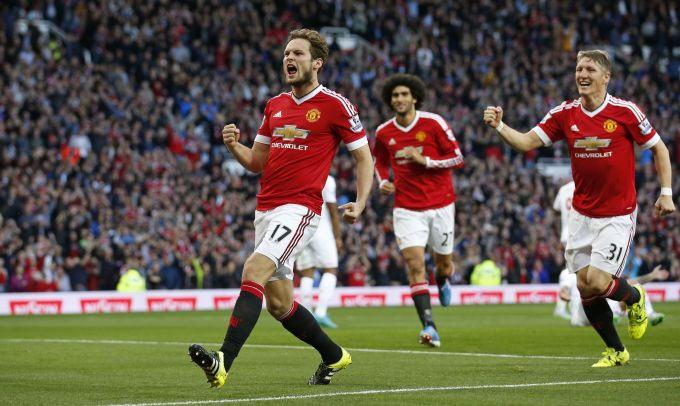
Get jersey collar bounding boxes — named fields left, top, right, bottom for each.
left=393, top=110, right=421, bottom=132
left=580, top=93, right=610, bottom=117
left=290, top=85, right=324, bottom=105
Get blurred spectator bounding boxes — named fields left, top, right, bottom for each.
left=0, top=1, right=677, bottom=292
left=470, top=255, right=502, bottom=286
left=345, top=254, right=371, bottom=287
left=0, top=259, right=7, bottom=292
left=116, top=268, right=146, bottom=292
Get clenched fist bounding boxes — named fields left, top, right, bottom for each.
left=222, top=124, right=241, bottom=148
left=483, top=106, right=504, bottom=129
left=339, top=201, right=365, bottom=224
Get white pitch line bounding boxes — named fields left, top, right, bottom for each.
left=2, top=338, right=679, bottom=363
left=104, top=376, right=680, bottom=406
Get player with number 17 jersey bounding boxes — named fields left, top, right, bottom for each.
left=255, top=85, right=367, bottom=215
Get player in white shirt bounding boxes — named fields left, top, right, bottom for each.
left=552, top=180, right=576, bottom=320
left=296, top=176, right=342, bottom=328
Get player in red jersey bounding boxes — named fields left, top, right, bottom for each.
left=484, top=50, right=675, bottom=367
left=189, top=29, right=373, bottom=387
left=374, top=74, right=464, bottom=348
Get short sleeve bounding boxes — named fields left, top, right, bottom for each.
left=621, top=102, right=659, bottom=150
left=533, top=102, right=569, bottom=146
left=331, top=98, right=368, bottom=151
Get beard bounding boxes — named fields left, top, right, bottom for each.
left=285, top=66, right=314, bottom=86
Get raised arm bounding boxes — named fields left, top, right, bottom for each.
left=483, top=106, right=544, bottom=152
left=649, top=140, right=675, bottom=217
left=222, top=123, right=269, bottom=173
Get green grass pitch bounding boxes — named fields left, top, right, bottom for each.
left=1, top=303, right=679, bottom=405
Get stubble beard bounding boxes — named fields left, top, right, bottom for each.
left=286, top=67, right=314, bottom=87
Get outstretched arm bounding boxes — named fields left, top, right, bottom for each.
left=483, top=106, right=544, bottom=152
left=631, top=265, right=669, bottom=285
left=222, top=123, right=269, bottom=173
left=649, top=141, right=675, bottom=217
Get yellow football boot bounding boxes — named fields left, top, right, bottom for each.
left=308, top=347, right=352, bottom=385
left=591, top=347, right=630, bottom=367
left=628, top=285, right=648, bottom=339
left=188, top=344, right=228, bottom=388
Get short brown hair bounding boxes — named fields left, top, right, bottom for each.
left=577, top=49, right=612, bottom=73
left=287, top=29, right=329, bottom=66
left=381, top=74, right=426, bottom=110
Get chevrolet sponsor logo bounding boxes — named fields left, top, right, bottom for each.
left=573, top=137, right=611, bottom=151
left=273, top=125, right=309, bottom=140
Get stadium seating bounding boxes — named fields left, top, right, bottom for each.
left=0, top=1, right=677, bottom=292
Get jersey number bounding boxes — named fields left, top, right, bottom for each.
left=442, top=232, right=453, bottom=246
left=271, top=224, right=292, bottom=243
left=607, top=243, right=623, bottom=262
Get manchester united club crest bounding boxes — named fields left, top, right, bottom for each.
left=415, top=131, right=427, bottom=142
left=603, top=119, right=618, bottom=133
left=306, top=108, right=321, bottom=123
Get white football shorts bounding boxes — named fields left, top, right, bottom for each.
left=254, top=204, right=320, bottom=281
left=295, top=221, right=338, bottom=270
left=565, top=208, right=636, bottom=277
left=393, top=203, right=455, bottom=254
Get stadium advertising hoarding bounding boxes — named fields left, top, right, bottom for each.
left=1, top=283, right=679, bottom=315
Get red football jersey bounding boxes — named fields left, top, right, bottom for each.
left=534, top=93, right=660, bottom=217
left=255, top=85, right=367, bottom=214
left=374, top=111, right=464, bottom=210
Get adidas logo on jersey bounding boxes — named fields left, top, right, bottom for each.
left=273, top=111, right=282, bottom=118
left=389, top=138, right=396, bottom=145
left=570, top=124, right=579, bottom=132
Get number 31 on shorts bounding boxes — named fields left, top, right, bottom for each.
left=607, top=243, right=624, bottom=262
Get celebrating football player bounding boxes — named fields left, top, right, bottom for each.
left=484, top=49, right=675, bottom=367
left=188, top=28, right=373, bottom=387
left=374, top=74, right=464, bottom=348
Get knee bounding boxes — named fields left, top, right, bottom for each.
left=576, top=278, right=597, bottom=296
left=405, top=258, right=425, bottom=277
left=576, top=274, right=610, bottom=296
left=243, top=255, right=276, bottom=284
left=266, top=296, right=293, bottom=319
left=324, top=268, right=338, bottom=275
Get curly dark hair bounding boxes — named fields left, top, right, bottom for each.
left=381, top=74, right=426, bottom=110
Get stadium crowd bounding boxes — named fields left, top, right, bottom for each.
left=0, top=0, right=678, bottom=292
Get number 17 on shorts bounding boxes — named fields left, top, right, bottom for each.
left=254, top=204, right=320, bottom=273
